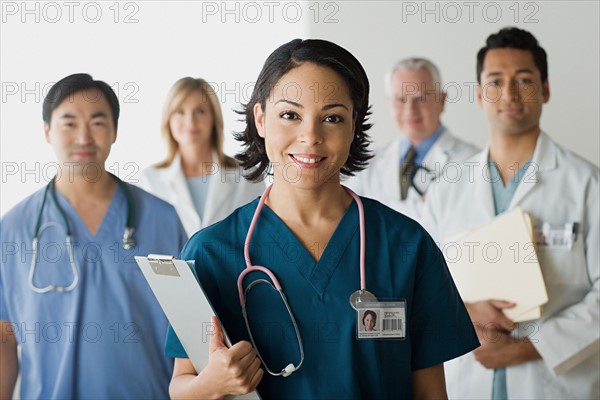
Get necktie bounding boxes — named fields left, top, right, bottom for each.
left=400, top=146, right=417, bottom=200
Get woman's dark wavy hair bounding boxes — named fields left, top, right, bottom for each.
left=235, top=39, right=372, bottom=181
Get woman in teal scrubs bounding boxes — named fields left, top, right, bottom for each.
left=166, top=39, right=479, bottom=399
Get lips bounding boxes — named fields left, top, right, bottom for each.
left=72, top=148, right=96, bottom=157
left=289, top=154, right=326, bottom=168
left=500, top=108, right=524, bottom=115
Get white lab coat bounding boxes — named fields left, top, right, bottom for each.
left=138, top=154, right=264, bottom=237
left=345, top=129, right=478, bottom=221
left=422, top=132, right=599, bottom=399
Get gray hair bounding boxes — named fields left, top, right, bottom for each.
left=385, top=58, right=442, bottom=95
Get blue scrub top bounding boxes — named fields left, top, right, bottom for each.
left=165, top=196, right=479, bottom=399
left=0, top=183, right=188, bottom=399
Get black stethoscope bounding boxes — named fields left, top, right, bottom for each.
left=410, top=165, right=438, bottom=196
left=29, top=174, right=136, bottom=293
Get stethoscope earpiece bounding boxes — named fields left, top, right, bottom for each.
left=282, top=363, right=296, bottom=377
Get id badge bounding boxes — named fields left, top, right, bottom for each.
left=356, top=301, right=406, bottom=340
left=536, top=222, right=579, bottom=250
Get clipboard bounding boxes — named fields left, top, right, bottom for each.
left=135, top=255, right=260, bottom=400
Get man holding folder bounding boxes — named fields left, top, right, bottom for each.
left=422, top=27, right=599, bottom=399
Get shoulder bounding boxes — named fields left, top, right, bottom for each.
left=439, top=130, right=480, bottom=159
left=221, top=164, right=257, bottom=183
left=1, top=187, right=45, bottom=228
left=126, top=183, right=179, bottom=217
left=220, top=165, right=266, bottom=194
left=139, top=164, right=172, bottom=183
left=350, top=138, right=401, bottom=183
left=360, top=196, right=429, bottom=241
left=182, top=199, right=257, bottom=251
left=552, top=141, right=599, bottom=179
left=372, top=137, right=402, bottom=162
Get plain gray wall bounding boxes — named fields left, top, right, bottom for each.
left=309, top=1, right=600, bottom=164
left=1, top=1, right=598, bottom=216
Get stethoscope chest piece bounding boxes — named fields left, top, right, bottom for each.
left=349, top=289, right=378, bottom=311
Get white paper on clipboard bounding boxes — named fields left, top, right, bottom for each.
left=135, top=255, right=260, bottom=400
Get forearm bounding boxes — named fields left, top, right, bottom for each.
left=412, top=364, right=447, bottom=400
left=0, top=340, right=18, bottom=400
left=509, top=338, right=541, bottom=366
left=169, top=371, right=222, bottom=400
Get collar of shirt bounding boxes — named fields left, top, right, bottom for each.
left=400, top=125, right=445, bottom=165
left=488, top=155, right=532, bottom=215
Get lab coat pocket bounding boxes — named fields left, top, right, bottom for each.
left=536, top=238, right=589, bottom=317
left=537, top=238, right=587, bottom=284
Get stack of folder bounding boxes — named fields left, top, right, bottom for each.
left=444, top=208, right=548, bottom=322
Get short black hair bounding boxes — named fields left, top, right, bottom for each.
left=235, top=39, right=372, bottom=181
left=477, top=27, right=548, bottom=84
left=43, top=73, right=120, bottom=129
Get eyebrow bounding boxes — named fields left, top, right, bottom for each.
left=485, top=68, right=535, bottom=78
left=91, top=112, right=109, bottom=119
left=59, top=112, right=109, bottom=120
left=274, top=99, right=350, bottom=111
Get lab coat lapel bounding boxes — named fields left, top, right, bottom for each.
left=474, top=147, right=496, bottom=219
left=166, top=155, right=201, bottom=228
left=203, top=153, right=235, bottom=225
left=509, top=132, right=557, bottom=209
left=423, top=129, right=451, bottom=168
left=383, top=138, right=402, bottom=202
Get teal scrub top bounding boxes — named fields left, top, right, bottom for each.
left=166, top=196, right=479, bottom=399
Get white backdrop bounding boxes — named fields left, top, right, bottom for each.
left=310, top=1, right=600, bottom=165
left=2, top=1, right=599, bottom=216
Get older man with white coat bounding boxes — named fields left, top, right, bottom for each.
left=346, top=58, right=478, bottom=220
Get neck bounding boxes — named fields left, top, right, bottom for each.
left=179, top=144, right=215, bottom=177
left=407, top=122, right=441, bottom=145
left=489, top=127, right=540, bottom=184
left=266, top=182, right=351, bottom=227
left=54, top=168, right=117, bottom=203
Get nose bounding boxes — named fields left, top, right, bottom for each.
left=75, top=124, right=93, bottom=145
left=501, top=79, right=520, bottom=103
left=184, top=111, right=196, bottom=128
left=400, top=98, right=420, bottom=115
left=298, top=119, right=324, bottom=145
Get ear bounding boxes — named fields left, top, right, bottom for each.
left=44, top=123, right=51, bottom=144
left=476, top=84, right=483, bottom=109
left=253, top=103, right=266, bottom=138
left=542, top=80, right=550, bottom=103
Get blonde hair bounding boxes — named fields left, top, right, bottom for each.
left=155, top=77, right=236, bottom=169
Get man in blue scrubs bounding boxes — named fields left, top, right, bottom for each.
left=0, top=74, right=187, bottom=399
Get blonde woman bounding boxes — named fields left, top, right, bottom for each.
left=139, top=78, right=264, bottom=236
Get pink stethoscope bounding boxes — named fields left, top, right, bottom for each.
left=237, top=184, right=377, bottom=378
